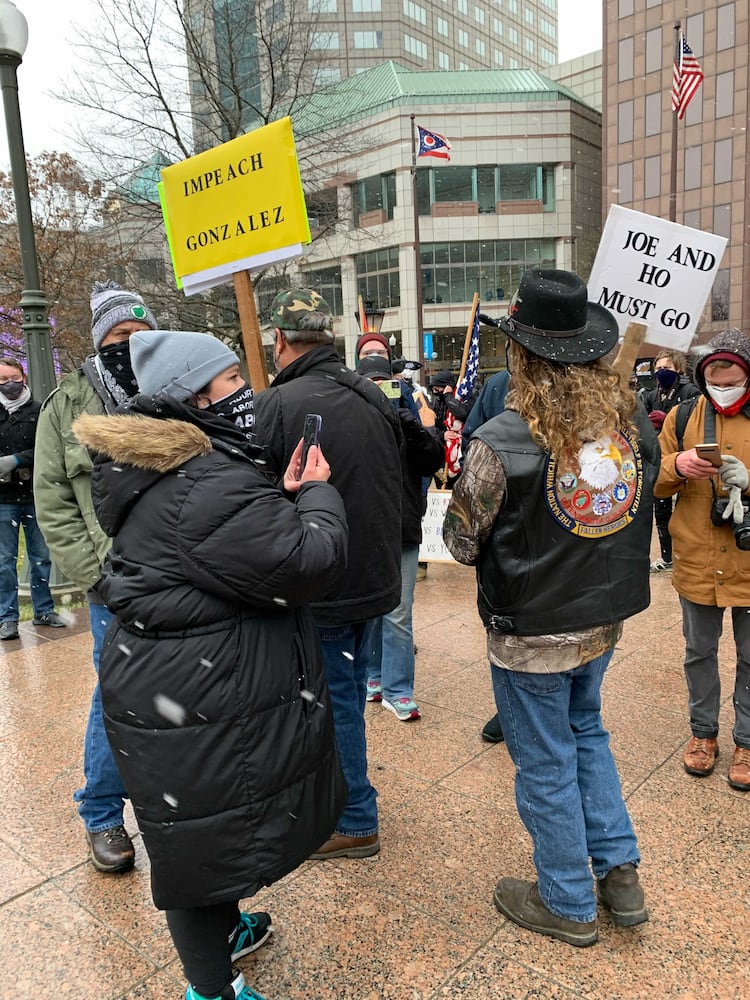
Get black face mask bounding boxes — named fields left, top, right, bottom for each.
left=207, top=381, right=255, bottom=439
left=655, top=368, right=679, bottom=390
left=0, top=380, right=25, bottom=401
left=98, top=341, right=138, bottom=395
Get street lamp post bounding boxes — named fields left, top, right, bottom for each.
left=0, top=0, right=56, bottom=402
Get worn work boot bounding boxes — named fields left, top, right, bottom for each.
left=728, top=746, right=750, bottom=791
left=683, top=736, right=719, bottom=776
left=493, top=878, right=598, bottom=947
left=309, top=832, right=380, bottom=860
left=0, top=621, right=19, bottom=640
left=85, top=825, right=135, bottom=873
left=481, top=715, right=505, bottom=744
left=597, top=863, right=649, bottom=927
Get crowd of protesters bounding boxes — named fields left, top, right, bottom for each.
left=3, top=266, right=748, bottom=999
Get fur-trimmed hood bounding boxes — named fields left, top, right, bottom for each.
left=74, top=412, right=212, bottom=473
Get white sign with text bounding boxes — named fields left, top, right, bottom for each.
left=419, top=490, right=457, bottom=564
left=588, top=205, right=728, bottom=352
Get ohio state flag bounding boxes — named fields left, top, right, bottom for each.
left=417, top=125, right=452, bottom=160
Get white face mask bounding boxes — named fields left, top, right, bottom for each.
left=705, top=383, right=747, bottom=409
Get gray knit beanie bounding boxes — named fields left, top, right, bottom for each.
left=130, top=330, right=240, bottom=402
left=91, top=280, right=157, bottom=351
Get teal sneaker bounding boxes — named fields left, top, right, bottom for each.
left=186, top=968, right=266, bottom=1000
left=382, top=697, right=421, bottom=721
left=366, top=681, right=383, bottom=703
left=229, top=911, right=273, bottom=961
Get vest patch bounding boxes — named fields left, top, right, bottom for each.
left=545, top=430, right=643, bottom=537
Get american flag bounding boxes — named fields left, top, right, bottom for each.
left=444, top=302, right=481, bottom=478
left=672, top=36, right=704, bottom=120
left=417, top=125, right=452, bottom=160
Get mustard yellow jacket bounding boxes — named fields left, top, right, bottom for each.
left=655, top=394, right=750, bottom=607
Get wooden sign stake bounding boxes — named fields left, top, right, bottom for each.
left=612, top=322, right=648, bottom=388
left=233, top=270, right=269, bottom=391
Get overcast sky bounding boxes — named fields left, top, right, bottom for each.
left=1, top=0, right=604, bottom=168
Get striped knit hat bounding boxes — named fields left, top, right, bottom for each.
left=90, top=280, right=157, bottom=352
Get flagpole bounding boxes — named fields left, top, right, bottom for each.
left=410, top=114, right=425, bottom=369
left=668, top=21, right=681, bottom=223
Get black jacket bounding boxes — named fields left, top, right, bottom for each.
left=75, top=397, right=349, bottom=911
left=0, top=397, right=41, bottom=503
left=398, top=408, right=444, bottom=545
left=474, top=407, right=659, bottom=635
left=254, top=345, right=403, bottom=626
left=642, top=375, right=699, bottom=415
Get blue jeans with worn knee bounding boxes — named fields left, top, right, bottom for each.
left=368, top=545, right=419, bottom=703
left=0, top=503, right=55, bottom=622
left=318, top=620, right=379, bottom=836
left=491, top=648, right=639, bottom=922
left=73, top=602, right=128, bottom=831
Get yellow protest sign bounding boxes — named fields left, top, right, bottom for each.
left=160, top=117, right=310, bottom=280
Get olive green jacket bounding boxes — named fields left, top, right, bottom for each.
left=34, top=369, right=111, bottom=592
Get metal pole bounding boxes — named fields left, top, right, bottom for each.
left=0, top=53, right=57, bottom=402
left=410, top=114, right=425, bottom=368
left=668, top=23, right=681, bottom=224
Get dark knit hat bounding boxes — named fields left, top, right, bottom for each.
left=694, top=329, right=750, bottom=394
left=355, top=332, right=391, bottom=359
left=130, top=330, right=239, bottom=402
left=90, top=280, right=157, bottom=352
left=430, top=369, right=456, bottom=389
left=356, top=356, right=392, bottom=380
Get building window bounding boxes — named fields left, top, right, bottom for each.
left=494, top=49, right=504, bottom=66
left=685, top=13, right=704, bottom=56
left=684, top=146, right=701, bottom=190
left=618, top=37, right=634, bottom=81
left=493, top=17, right=502, bottom=35
left=457, top=0, right=468, bottom=13
left=355, top=247, right=401, bottom=308
left=713, top=204, right=731, bottom=240
left=434, top=166, right=474, bottom=203
left=540, top=47, right=555, bottom=65
left=645, top=28, right=661, bottom=75
left=508, top=26, right=518, bottom=44
left=421, top=239, right=556, bottom=306
left=524, top=8, right=534, bottom=24
left=300, top=265, right=344, bottom=314
left=403, top=0, right=427, bottom=25
left=353, top=172, right=397, bottom=223
left=404, top=33, right=428, bottom=59
left=509, top=56, right=519, bottom=69
left=524, top=37, right=534, bottom=55
left=306, top=188, right=339, bottom=230
left=644, top=156, right=660, bottom=199
left=683, top=209, right=701, bottom=230
left=508, top=0, right=518, bottom=12
left=645, top=93, right=661, bottom=137
left=352, top=0, right=380, bottom=8
left=437, top=16, right=448, bottom=36
left=717, top=4, right=735, bottom=50
left=711, top=269, right=730, bottom=322
left=474, top=6, right=485, bottom=25
left=618, top=0, right=634, bottom=14
left=714, top=137, right=733, bottom=185
left=315, top=66, right=341, bottom=85
left=438, top=50, right=449, bottom=69
left=458, top=28, right=468, bottom=47
left=716, top=71, right=734, bottom=118
left=354, top=30, right=382, bottom=47
left=311, top=31, right=339, bottom=48
left=417, top=164, right=554, bottom=215
left=617, top=162, right=633, bottom=203
left=618, top=100, right=634, bottom=143
left=308, top=0, right=337, bottom=10
left=476, top=37, right=486, bottom=56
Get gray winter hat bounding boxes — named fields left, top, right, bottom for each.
left=130, top=330, right=239, bottom=403
left=90, top=280, right=157, bottom=352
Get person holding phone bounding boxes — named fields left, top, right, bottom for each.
left=254, top=288, right=403, bottom=860
left=655, top=329, right=750, bottom=791
left=73, top=329, right=349, bottom=1000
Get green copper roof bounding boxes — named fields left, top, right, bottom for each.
left=291, top=61, right=595, bottom=136
left=116, top=151, right=172, bottom=204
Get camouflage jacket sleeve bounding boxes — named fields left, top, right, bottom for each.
left=443, top=439, right=506, bottom=565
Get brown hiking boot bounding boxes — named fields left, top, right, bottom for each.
left=728, top=746, right=750, bottom=791
left=597, top=863, right=649, bottom=927
left=493, top=878, right=598, bottom=947
left=309, top=832, right=380, bottom=860
left=683, top=736, right=719, bottom=776
left=85, top=825, right=135, bottom=873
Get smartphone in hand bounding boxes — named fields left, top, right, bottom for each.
left=695, top=442, right=722, bottom=468
left=300, top=413, right=322, bottom=474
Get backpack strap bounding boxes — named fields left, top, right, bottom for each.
left=674, top=394, right=700, bottom=451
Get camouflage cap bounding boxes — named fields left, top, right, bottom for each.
left=269, top=288, right=333, bottom=331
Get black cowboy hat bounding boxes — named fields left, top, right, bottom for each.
left=499, top=269, right=619, bottom=364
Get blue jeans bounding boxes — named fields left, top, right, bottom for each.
left=368, top=545, right=419, bottom=703
left=318, top=620, right=379, bottom=836
left=491, top=649, right=639, bottom=922
left=0, top=503, right=55, bottom=622
left=73, top=603, right=128, bottom=831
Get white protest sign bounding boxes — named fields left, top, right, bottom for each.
left=588, top=205, right=727, bottom=352
left=419, top=490, right=457, bottom=563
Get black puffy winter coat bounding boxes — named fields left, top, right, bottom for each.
left=0, top=396, right=40, bottom=503
left=74, top=397, right=349, bottom=910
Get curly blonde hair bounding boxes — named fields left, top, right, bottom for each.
left=505, top=340, right=638, bottom=462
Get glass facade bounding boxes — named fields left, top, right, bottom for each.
left=356, top=247, right=401, bottom=307
left=352, top=173, right=397, bottom=222
left=416, top=164, right=554, bottom=214
left=421, top=239, right=556, bottom=305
